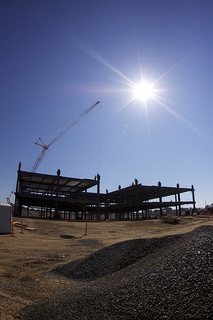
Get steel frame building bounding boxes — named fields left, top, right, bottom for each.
left=14, top=163, right=196, bottom=220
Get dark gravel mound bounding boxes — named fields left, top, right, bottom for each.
left=51, top=233, right=181, bottom=281
left=20, top=226, right=213, bottom=320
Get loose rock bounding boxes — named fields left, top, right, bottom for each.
left=20, top=226, right=213, bottom=320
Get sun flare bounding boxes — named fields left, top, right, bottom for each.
left=133, top=81, right=155, bottom=102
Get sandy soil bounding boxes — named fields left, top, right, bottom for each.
left=0, top=215, right=212, bottom=320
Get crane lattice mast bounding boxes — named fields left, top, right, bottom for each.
left=31, top=100, right=101, bottom=173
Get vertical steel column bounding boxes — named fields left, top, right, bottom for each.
left=191, top=185, right=196, bottom=215
left=106, top=189, right=109, bottom=220
left=135, top=179, right=139, bottom=220
left=96, top=174, right=100, bottom=220
left=55, top=169, right=60, bottom=219
left=158, top=181, right=163, bottom=218
left=14, top=162, right=21, bottom=217
left=177, top=183, right=181, bottom=216
left=175, top=194, right=178, bottom=216
left=118, top=185, right=121, bottom=221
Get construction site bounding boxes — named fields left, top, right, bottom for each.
left=11, top=101, right=196, bottom=221
left=14, top=162, right=196, bottom=221
left=1, top=101, right=212, bottom=320
left=0, top=215, right=212, bottom=319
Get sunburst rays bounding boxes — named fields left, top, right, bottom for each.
left=70, top=37, right=203, bottom=138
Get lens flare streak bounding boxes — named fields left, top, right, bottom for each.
left=70, top=37, right=203, bottom=138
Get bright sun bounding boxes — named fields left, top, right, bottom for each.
left=133, top=81, right=155, bottom=103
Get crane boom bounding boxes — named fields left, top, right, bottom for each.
left=31, top=100, right=100, bottom=173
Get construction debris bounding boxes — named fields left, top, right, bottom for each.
left=24, top=227, right=37, bottom=231
left=161, top=216, right=181, bottom=224
left=13, top=221, right=28, bottom=228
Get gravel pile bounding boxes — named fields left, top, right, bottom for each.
left=51, top=233, right=182, bottom=281
left=20, top=226, right=213, bottom=320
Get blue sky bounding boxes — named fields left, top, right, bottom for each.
left=1, top=0, right=213, bottom=208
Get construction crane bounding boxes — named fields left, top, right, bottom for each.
left=31, top=100, right=101, bottom=172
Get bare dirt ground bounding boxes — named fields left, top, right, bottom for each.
left=0, top=215, right=212, bottom=320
